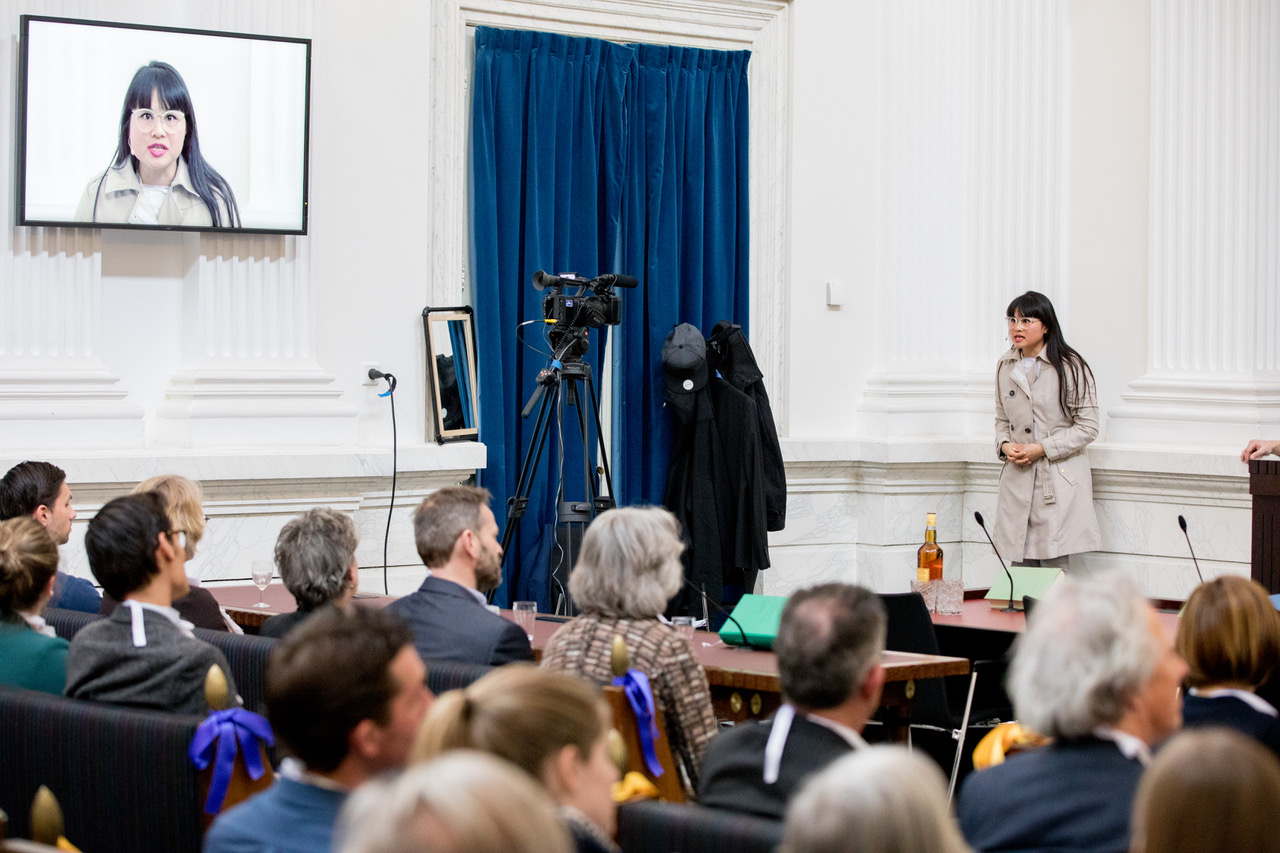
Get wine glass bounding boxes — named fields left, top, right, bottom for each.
left=251, top=560, right=274, bottom=608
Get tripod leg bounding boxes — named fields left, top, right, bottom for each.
left=567, top=375, right=600, bottom=507
left=581, top=366, right=617, bottom=506
left=499, top=382, right=560, bottom=563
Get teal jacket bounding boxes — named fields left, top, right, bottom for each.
left=0, top=617, right=69, bottom=695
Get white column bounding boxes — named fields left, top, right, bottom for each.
left=859, top=0, right=1069, bottom=438
left=1109, top=0, right=1280, bottom=447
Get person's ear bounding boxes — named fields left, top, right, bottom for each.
left=456, top=529, right=480, bottom=562
left=860, top=663, right=886, bottom=705
left=32, top=504, right=52, bottom=526
left=542, top=743, right=580, bottom=800
left=348, top=559, right=360, bottom=592
left=350, top=718, right=383, bottom=762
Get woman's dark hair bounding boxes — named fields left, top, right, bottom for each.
left=84, top=492, right=172, bottom=600
left=108, top=61, right=240, bottom=227
left=0, top=517, right=60, bottom=616
left=1006, top=290, right=1095, bottom=414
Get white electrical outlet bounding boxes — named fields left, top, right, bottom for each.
left=826, top=281, right=845, bottom=307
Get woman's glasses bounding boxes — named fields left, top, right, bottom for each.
left=131, top=109, right=186, bottom=133
left=1006, top=317, right=1041, bottom=329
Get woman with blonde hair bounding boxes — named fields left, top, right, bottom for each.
left=1130, top=728, right=1280, bottom=853
left=0, top=516, right=68, bottom=694
left=339, top=751, right=572, bottom=853
left=541, top=506, right=717, bottom=796
left=1177, top=575, right=1280, bottom=758
left=412, top=665, right=620, bottom=853
left=100, top=474, right=231, bottom=631
left=782, top=745, right=973, bottom=853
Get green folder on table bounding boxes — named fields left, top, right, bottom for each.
left=984, top=566, right=1064, bottom=610
left=720, top=594, right=788, bottom=649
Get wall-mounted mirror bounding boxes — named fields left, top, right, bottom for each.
left=422, top=306, right=479, bottom=443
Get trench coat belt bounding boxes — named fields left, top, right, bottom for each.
left=1038, top=455, right=1056, bottom=504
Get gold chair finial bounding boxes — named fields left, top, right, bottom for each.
left=30, top=785, right=64, bottom=845
left=205, top=664, right=231, bottom=711
left=610, top=635, right=630, bottom=678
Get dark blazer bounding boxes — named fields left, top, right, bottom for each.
left=259, top=607, right=322, bottom=639
left=48, top=571, right=101, bottom=614
left=957, top=736, right=1145, bottom=853
left=385, top=574, right=533, bottom=666
left=697, top=713, right=856, bottom=820
left=1183, top=693, right=1280, bottom=759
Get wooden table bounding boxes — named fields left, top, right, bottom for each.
left=211, top=584, right=969, bottom=740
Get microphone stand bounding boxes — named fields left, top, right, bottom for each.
left=1178, top=515, right=1205, bottom=586
left=975, top=511, right=1018, bottom=613
left=683, top=578, right=749, bottom=646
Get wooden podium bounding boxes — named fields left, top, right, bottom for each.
left=1250, top=459, right=1280, bottom=593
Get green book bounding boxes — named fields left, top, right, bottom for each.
left=984, top=566, right=1064, bottom=609
left=719, top=594, right=789, bottom=649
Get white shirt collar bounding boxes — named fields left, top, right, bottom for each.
left=21, top=611, right=57, bottom=638
left=278, top=757, right=351, bottom=792
left=762, top=703, right=867, bottom=784
left=1189, top=687, right=1279, bottom=717
left=1092, top=726, right=1153, bottom=766
left=123, top=599, right=196, bottom=647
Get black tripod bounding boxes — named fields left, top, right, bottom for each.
left=500, top=338, right=615, bottom=614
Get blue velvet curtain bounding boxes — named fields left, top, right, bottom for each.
left=447, top=321, right=474, bottom=428
left=472, top=27, right=633, bottom=607
left=613, top=44, right=752, bottom=509
left=472, top=27, right=750, bottom=609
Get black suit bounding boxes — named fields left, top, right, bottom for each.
left=1183, top=693, right=1280, bottom=759
left=957, top=736, right=1145, bottom=853
left=697, top=713, right=855, bottom=821
left=385, top=575, right=533, bottom=666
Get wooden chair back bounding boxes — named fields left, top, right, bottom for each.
left=603, top=635, right=686, bottom=803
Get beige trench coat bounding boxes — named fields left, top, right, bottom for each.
left=73, top=158, right=225, bottom=227
left=992, top=347, right=1102, bottom=562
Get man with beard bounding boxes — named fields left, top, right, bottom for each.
left=386, top=486, right=533, bottom=666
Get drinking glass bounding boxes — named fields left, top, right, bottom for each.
left=935, top=578, right=964, bottom=615
left=910, top=579, right=937, bottom=613
left=672, top=616, right=696, bottom=640
left=513, top=601, right=537, bottom=641
left=251, top=561, right=273, bottom=608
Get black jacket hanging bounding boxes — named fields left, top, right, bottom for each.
left=709, top=321, right=787, bottom=531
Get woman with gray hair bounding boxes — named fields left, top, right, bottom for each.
left=782, top=746, right=973, bottom=853
left=541, top=506, right=716, bottom=796
left=260, top=508, right=360, bottom=639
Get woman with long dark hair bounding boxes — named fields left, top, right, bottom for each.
left=992, top=290, right=1101, bottom=568
left=74, top=61, right=239, bottom=227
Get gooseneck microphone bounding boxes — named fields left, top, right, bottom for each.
left=1178, top=515, right=1205, bottom=586
left=682, top=577, right=748, bottom=645
left=975, top=511, right=1018, bottom=613
left=369, top=367, right=399, bottom=593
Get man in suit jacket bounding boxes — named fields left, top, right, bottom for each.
left=957, top=572, right=1188, bottom=853
left=205, top=607, right=432, bottom=853
left=64, top=492, right=236, bottom=715
left=386, top=486, right=533, bottom=666
left=698, top=583, right=887, bottom=820
left=0, top=460, right=101, bottom=613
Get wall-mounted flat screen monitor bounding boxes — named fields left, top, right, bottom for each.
left=17, top=15, right=310, bottom=235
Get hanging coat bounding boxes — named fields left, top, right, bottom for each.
left=992, top=347, right=1102, bottom=562
left=709, top=321, right=787, bottom=531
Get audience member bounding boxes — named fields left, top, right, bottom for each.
left=385, top=486, right=532, bottom=666
left=957, top=571, right=1186, bottom=853
left=260, top=508, right=360, bottom=639
left=1130, top=728, right=1280, bottom=853
left=0, top=460, right=100, bottom=613
left=205, top=607, right=431, bottom=853
left=782, top=745, right=973, bottom=853
left=64, top=492, right=237, bottom=714
left=542, top=506, right=716, bottom=797
left=337, top=751, right=573, bottom=853
left=99, top=474, right=230, bottom=631
left=411, top=665, right=620, bottom=853
left=1176, top=575, right=1280, bottom=758
left=0, top=517, right=69, bottom=694
left=699, top=582, right=886, bottom=819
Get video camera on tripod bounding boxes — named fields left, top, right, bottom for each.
left=533, top=270, right=637, bottom=360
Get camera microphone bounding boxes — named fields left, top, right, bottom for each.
left=593, top=273, right=639, bottom=289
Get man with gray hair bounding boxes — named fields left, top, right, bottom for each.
left=957, top=570, right=1187, bottom=853
left=696, top=582, right=887, bottom=820
left=385, top=486, right=532, bottom=666
left=260, top=508, right=361, bottom=639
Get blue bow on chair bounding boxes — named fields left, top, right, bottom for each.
left=613, top=669, right=664, bottom=777
left=189, top=709, right=275, bottom=814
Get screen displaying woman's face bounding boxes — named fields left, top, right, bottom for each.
left=128, top=89, right=186, bottom=185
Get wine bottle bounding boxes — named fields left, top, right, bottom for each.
left=917, top=512, right=944, bottom=582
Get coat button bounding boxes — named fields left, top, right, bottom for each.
left=1024, top=428, right=1031, bottom=434
left=1008, top=390, right=1015, bottom=396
